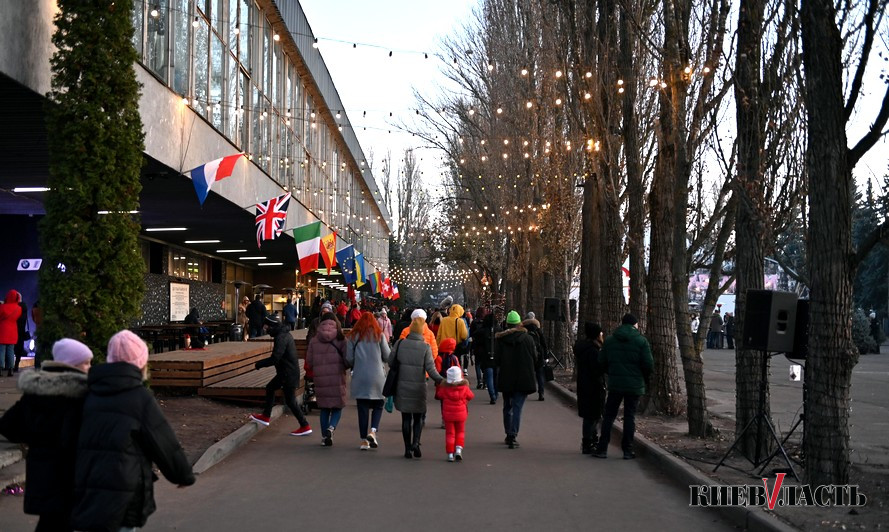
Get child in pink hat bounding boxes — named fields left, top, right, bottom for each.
left=72, top=330, right=195, bottom=531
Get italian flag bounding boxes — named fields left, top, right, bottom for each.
left=293, top=221, right=321, bottom=273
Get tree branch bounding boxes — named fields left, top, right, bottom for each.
left=848, top=83, right=889, bottom=168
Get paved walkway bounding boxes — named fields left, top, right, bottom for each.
left=1, top=374, right=734, bottom=530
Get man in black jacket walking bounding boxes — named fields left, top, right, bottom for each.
left=246, top=295, right=268, bottom=339
left=250, top=316, right=313, bottom=436
left=494, top=310, right=539, bottom=449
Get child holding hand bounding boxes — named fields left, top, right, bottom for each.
left=435, top=366, right=475, bottom=462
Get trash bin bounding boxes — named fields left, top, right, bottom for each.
left=230, top=323, right=244, bottom=341
left=297, top=317, right=306, bottom=330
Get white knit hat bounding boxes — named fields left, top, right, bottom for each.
left=411, top=309, right=427, bottom=321
left=446, top=366, right=463, bottom=384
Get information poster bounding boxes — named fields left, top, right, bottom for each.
left=169, top=282, right=190, bottom=322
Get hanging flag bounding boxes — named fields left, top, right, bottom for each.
left=367, top=271, right=382, bottom=294
left=255, top=192, right=291, bottom=248
left=320, top=231, right=337, bottom=274
left=347, top=285, right=356, bottom=303
left=354, top=253, right=365, bottom=287
left=293, top=221, right=322, bottom=273
left=336, top=245, right=356, bottom=284
left=391, top=282, right=400, bottom=300
left=189, top=154, right=244, bottom=205
left=381, top=277, right=393, bottom=298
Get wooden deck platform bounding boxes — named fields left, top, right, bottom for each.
left=148, top=341, right=272, bottom=388
left=149, top=332, right=308, bottom=402
left=248, top=330, right=309, bottom=359
left=197, top=361, right=305, bottom=401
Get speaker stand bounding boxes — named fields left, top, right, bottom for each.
left=713, top=350, right=800, bottom=481
left=756, top=356, right=806, bottom=476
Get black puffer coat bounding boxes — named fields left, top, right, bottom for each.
left=255, top=325, right=301, bottom=386
left=493, top=326, right=538, bottom=394
left=72, top=362, right=194, bottom=532
left=574, top=337, right=606, bottom=419
left=0, top=362, right=88, bottom=517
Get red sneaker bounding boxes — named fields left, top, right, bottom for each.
left=290, top=425, right=313, bottom=436
left=250, top=413, right=271, bottom=426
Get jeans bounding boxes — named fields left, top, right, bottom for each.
left=356, top=399, right=383, bottom=439
left=502, top=392, right=528, bottom=438
left=320, top=408, right=342, bottom=431
left=535, top=366, right=546, bottom=397
left=249, top=325, right=263, bottom=339
left=474, top=358, right=484, bottom=387
left=262, top=374, right=309, bottom=427
left=596, top=391, right=640, bottom=453
left=485, top=368, right=498, bottom=401
left=0, top=344, right=14, bottom=371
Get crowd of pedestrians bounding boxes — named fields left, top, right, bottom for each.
left=0, top=286, right=660, bottom=529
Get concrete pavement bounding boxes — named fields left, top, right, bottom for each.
left=2, top=375, right=736, bottom=531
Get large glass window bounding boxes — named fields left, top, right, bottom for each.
left=213, top=0, right=228, bottom=38
left=131, top=0, right=144, bottom=57
left=240, top=70, right=249, bottom=148
left=210, top=32, right=224, bottom=129
left=194, top=18, right=209, bottom=116
left=238, top=0, right=250, bottom=66
left=146, top=0, right=169, bottom=82
left=227, top=51, right=239, bottom=143
left=172, top=0, right=190, bottom=95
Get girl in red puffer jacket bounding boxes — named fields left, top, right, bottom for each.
left=0, top=290, right=23, bottom=376
left=435, top=366, right=474, bottom=462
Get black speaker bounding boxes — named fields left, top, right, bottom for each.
left=742, top=290, right=798, bottom=352
left=789, top=299, right=809, bottom=360
left=544, top=297, right=563, bottom=321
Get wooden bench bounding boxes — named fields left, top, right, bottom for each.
left=148, top=342, right=272, bottom=388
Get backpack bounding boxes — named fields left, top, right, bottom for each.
left=439, top=352, right=461, bottom=375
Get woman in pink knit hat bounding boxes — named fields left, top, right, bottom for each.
left=72, top=330, right=195, bottom=531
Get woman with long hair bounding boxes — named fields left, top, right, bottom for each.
left=306, top=313, right=347, bottom=446
left=345, top=312, right=390, bottom=450
left=428, top=311, right=442, bottom=337
left=390, top=310, right=444, bottom=458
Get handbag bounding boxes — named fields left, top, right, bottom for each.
left=543, top=364, right=555, bottom=382
left=382, top=341, right=401, bottom=397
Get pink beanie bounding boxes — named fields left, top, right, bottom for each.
left=52, top=338, right=93, bottom=367
left=107, top=330, right=149, bottom=369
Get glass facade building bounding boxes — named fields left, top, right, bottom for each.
left=130, top=0, right=389, bottom=268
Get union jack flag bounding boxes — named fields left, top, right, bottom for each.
left=255, top=192, right=291, bottom=248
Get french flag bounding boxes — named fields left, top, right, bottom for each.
left=190, top=154, right=244, bottom=205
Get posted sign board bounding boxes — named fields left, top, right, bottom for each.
left=169, top=282, right=190, bottom=322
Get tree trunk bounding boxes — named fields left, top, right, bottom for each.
left=620, top=6, right=647, bottom=329
left=801, top=0, right=857, bottom=485
left=579, top=175, right=603, bottom=326
left=733, top=0, right=772, bottom=460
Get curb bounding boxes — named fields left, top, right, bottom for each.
left=546, top=381, right=799, bottom=532
left=192, top=404, right=285, bottom=474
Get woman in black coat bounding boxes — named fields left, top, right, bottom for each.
left=574, top=322, right=605, bottom=454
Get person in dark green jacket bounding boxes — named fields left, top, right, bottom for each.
left=593, top=313, right=653, bottom=459
left=494, top=310, right=539, bottom=449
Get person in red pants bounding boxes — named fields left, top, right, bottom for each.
left=435, top=366, right=475, bottom=462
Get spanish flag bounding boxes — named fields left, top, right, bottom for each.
left=320, top=231, right=337, bottom=274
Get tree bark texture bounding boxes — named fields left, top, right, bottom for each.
left=733, top=0, right=772, bottom=460
left=620, top=6, right=647, bottom=329
left=801, top=0, right=857, bottom=486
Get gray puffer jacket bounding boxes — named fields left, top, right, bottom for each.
left=388, top=332, right=442, bottom=413
left=346, top=333, right=391, bottom=400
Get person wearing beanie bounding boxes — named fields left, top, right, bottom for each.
left=72, top=330, right=195, bottom=531
left=494, top=310, right=540, bottom=448
left=0, top=289, right=23, bottom=377
left=390, top=316, right=444, bottom=458
left=521, top=314, right=549, bottom=401
left=593, top=314, right=653, bottom=460
left=0, top=338, right=92, bottom=530
left=250, top=316, right=313, bottom=436
left=435, top=365, right=475, bottom=462
left=399, top=308, right=439, bottom=360
left=574, top=322, right=606, bottom=454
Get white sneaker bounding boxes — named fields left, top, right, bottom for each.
left=447, top=453, right=455, bottom=462
left=455, top=446, right=463, bottom=461
left=360, top=439, right=371, bottom=450
left=367, top=430, right=379, bottom=448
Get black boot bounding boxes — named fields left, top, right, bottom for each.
left=404, top=445, right=413, bottom=459
left=581, top=438, right=594, bottom=455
